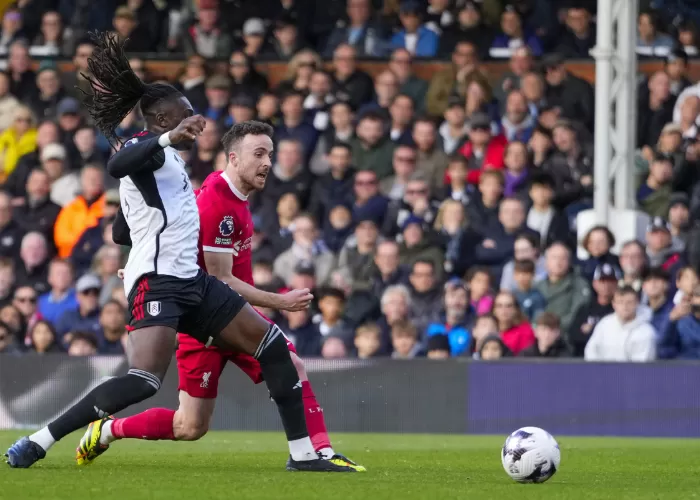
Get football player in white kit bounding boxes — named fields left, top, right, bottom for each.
left=5, top=31, right=352, bottom=473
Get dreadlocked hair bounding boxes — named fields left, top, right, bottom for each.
left=80, top=31, right=182, bottom=147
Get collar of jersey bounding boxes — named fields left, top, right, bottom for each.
left=221, top=171, right=248, bottom=200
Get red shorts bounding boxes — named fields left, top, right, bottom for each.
left=176, top=330, right=297, bottom=399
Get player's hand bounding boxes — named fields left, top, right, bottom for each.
left=279, top=289, right=314, bottom=312
left=169, top=115, right=206, bottom=144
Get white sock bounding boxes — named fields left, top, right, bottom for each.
left=99, top=420, right=116, bottom=446
left=288, top=437, right=317, bottom=461
left=318, top=447, right=335, bottom=460
left=29, top=427, right=56, bottom=452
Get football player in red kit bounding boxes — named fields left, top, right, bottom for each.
left=79, top=121, right=364, bottom=472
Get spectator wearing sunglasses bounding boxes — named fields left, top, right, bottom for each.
left=54, top=273, right=102, bottom=347
left=12, top=285, right=39, bottom=346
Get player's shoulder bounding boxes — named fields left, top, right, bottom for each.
left=122, top=130, right=158, bottom=148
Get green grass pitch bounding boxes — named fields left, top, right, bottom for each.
left=0, top=431, right=697, bottom=500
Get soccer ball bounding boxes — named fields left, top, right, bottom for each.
left=501, top=426, right=561, bottom=483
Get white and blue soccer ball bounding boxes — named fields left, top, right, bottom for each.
left=501, top=426, right=561, bottom=483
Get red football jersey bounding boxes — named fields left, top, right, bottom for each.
left=196, top=171, right=254, bottom=286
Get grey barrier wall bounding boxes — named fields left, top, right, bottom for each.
left=1, top=355, right=699, bottom=437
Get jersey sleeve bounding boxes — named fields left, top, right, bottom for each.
left=107, top=131, right=166, bottom=179
left=198, top=191, right=236, bottom=254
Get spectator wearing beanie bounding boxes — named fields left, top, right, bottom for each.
left=520, top=311, right=570, bottom=358
left=426, top=333, right=451, bottom=359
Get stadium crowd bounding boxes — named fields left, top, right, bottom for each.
left=0, top=0, right=700, bottom=362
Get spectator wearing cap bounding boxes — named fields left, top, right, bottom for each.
left=182, top=0, right=233, bottom=58
left=0, top=71, right=20, bottom=132
left=309, top=142, right=356, bottom=222
left=323, top=0, right=386, bottom=58
left=357, top=70, right=400, bottom=124
left=37, top=258, right=77, bottom=325
left=70, top=189, right=120, bottom=275
left=7, top=41, right=37, bottom=102
left=383, top=173, right=440, bottom=239
left=275, top=91, right=319, bottom=164
left=15, top=231, right=49, bottom=294
left=381, top=144, right=417, bottom=201
left=555, top=5, right=596, bottom=59
left=585, top=286, right=656, bottom=362
left=330, top=44, right=374, bottom=111
left=56, top=97, right=83, bottom=139
left=426, top=41, right=489, bottom=117
left=42, top=144, right=78, bottom=207
left=31, top=64, right=66, bottom=121
left=543, top=119, right=594, bottom=211
left=228, top=50, right=269, bottom=102
left=641, top=267, right=675, bottom=357
left=536, top=242, right=591, bottom=334
left=425, top=278, right=472, bottom=356
left=439, top=96, right=469, bottom=155
left=659, top=284, right=700, bottom=360
left=390, top=1, right=439, bottom=58
left=489, top=6, right=542, bottom=59
left=645, top=217, right=686, bottom=294
left=425, top=334, right=451, bottom=359
left=350, top=111, right=395, bottom=180
left=668, top=193, right=691, bottom=247
left=55, top=273, right=102, bottom=346
left=637, top=71, right=675, bottom=149
left=500, top=90, right=536, bottom=143
left=636, top=10, right=675, bottom=57
left=568, top=262, right=618, bottom=356
left=638, top=152, right=674, bottom=218
left=337, top=214, right=380, bottom=289
left=542, top=52, right=595, bottom=131
left=406, top=259, right=443, bottom=335
left=263, top=15, right=307, bottom=60
left=438, top=1, right=494, bottom=60
left=521, top=312, right=570, bottom=358
left=0, top=191, right=23, bottom=260
left=455, top=112, right=507, bottom=185
left=273, top=213, right=334, bottom=286
left=241, top=17, right=268, bottom=58
left=12, top=168, right=60, bottom=245
left=0, top=106, right=37, bottom=180
left=203, top=75, right=231, bottom=126
left=54, top=164, right=105, bottom=259
left=579, top=226, right=620, bottom=282
left=388, top=49, right=429, bottom=112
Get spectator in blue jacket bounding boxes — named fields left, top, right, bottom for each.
left=499, top=90, right=536, bottom=143
left=512, top=259, right=546, bottom=322
left=489, top=6, right=543, bottom=59
left=37, top=258, right=77, bottom=325
left=660, top=284, right=700, bottom=359
left=391, top=1, right=439, bottom=58
left=425, top=278, right=473, bottom=355
left=275, top=91, right=319, bottom=164
left=55, top=273, right=102, bottom=346
left=642, top=267, right=675, bottom=358
left=323, top=0, right=387, bottom=57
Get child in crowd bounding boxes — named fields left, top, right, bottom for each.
left=512, top=259, right=547, bottom=322
left=470, top=314, right=499, bottom=357
left=354, top=323, right=382, bottom=359
left=444, top=155, right=471, bottom=202
left=314, top=287, right=350, bottom=339
left=478, top=334, right=512, bottom=361
left=674, top=266, right=699, bottom=305
left=323, top=203, right=354, bottom=253
left=67, top=332, right=99, bottom=356
left=426, top=334, right=451, bottom=359
left=467, top=266, right=494, bottom=315
left=391, top=320, right=421, bottom=359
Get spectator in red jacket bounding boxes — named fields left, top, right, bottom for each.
left=456, top=112, right=507, bottom=185
left=492, top=290, right=536, bottom=354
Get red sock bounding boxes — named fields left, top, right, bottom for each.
left=112, top=408, right=176, bottom=440
left=301, top=381, right=331, bottom=452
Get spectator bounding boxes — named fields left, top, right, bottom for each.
left=542, top=53, right=595, bottom=131
left=584, top=286, right=656, bottom=362
left=0, top=106, right=37, bottom=180
left=636, top=10, right=674, bottom=57
left=478, top=334, right=512, bottom=360
left=354, top=322, right=382, bottom=358
left=618, top=240, right=647, bottom=293
left=500, top=233, right=547, bottom=292
left=37, top=258, right=77, bottom=325
left=93, top=245, right=122, bottom=306
left=465, top=169, right=503, bottom=237
left=637, top=71, right=674, bottom=149
left=512, top=259, right=546, bottom=323
left=12, top=284, right=39, bottom=343
left=322, top=203, right=353, bottom=253
left=309, top=142, right=355, bottom=222
left=646, top=217, right=685, bottom=290
left=31, top=10, right=70, bottom=57
left=502, top=140, right=530, bottom=201
left=259, top=139, right=313, bottom=218
left=442, top=153, right=470, bottom=203
left=660, top=284, right=700, bottom=359
left=27, top=319, right=61, bottom=354
left=665, top=49, right=692, bottom=99
left=189, top=118, right=220, bottom=183
left=226, top=95, right=256, bottom=130
left=15, top=231, right=49, bottom=294
left=202, top=75, right=231, bottom=126
left=380, top=144, right=417, bottom=201
left=388, top=49, right=428, bottom=111
left=406, top=259, right=442, bottom=334
left=176, top=55, right=208, bottom=115
left=536, top=242, right=591, bottom=333
left=492, top=290, right=535, bottom=355
left=466, top=266, right=493, bottom=316
left=0, top=257, right=14, bottom=306
left=521, top=311, right=570, bottom=357
left=0, top=304, right=24, bottom=345
left=359, top=69, right=402, bottom=122
left=494, top=46, right=534, bottom=106
left=425, top=333, right=451, bottom=359
left=489, top=6, right=543, bottom=59
left=256, top=92, right=280, bottom=128
left=0, top=319, right=21, bottom=355
left=324, top=0, right=385, bottom=58
left=529, top=125, right=554, bottom=168
left=390, top=1, right=439, bottom=58
left=281, top=306, right=322, bottom=357
left=264, top=15, right=306, bottom=60
left=579, top=226, right=621, bottom=282
left=321, top=335, right=347, bottom=358
left=228, top=51, right=269, bottom=100
left=330, top=44, right=374, bottom=111
left=303, top=70, right=334, bottom=134
left=61, top=40, right=95, bottom=102
left=413, top=117, right=449, bottom=192
left=0, top=8, right=24, bottom=56
left=240, top=18, right=267, bottom=58
left=391, top=319, right=422, bottom=358
left=314, top=287, right=352, bottom=340
left=434, top=198, right=471, bottom=275
left=364, top=239, right=408, bottom=298
left=638, top=152, right=674, bottom=218
left=70, top=196, right=120, bottom=275
left=373, top=283, right=412, bottom=352
left=337, top=215, right=379, bottom=290
left=438, top=1, right=494, bottom=60
left=275, top=91, right=319, bottom=162
left=525, top=172, right=572, bottom=251
left=424, top=0, right=454, bottom=36
left=500, top=90, right=536, bottom=143
left=668, top=193, right=691, bottom=248
left=351, top=112, right=395, bottom=179
left=55, top=273, right=101, bottom=346
left=398, top=216, right=444, bottom=279
left=53, top=164, right=105, bottom=258
left=111, top=6, right=153, bottom=53
left=0, top=72, right=20, bottom=132
left=182, top=0, right=233, bottom=58
left=439, top=96, right=468, bottom=155
left=520, top=71, right=546, bottom=117
left=384, top=172, right=439, bottom=233
left=568, top=263, right=618, bottom=356
left=0, top=190, right=23, bottom=259
left=97, top=299, right=126, bottom=354
left=55, top=96, right=83, bottom=139
left=425, top=278, right=471, bottom=355
left=273, top=214, right=334, bottom=285
left=642, top=267, right=675, bottom=357
left=457, top=112, right=508, bottom=184
left=7, top=41, right=37, bottom=102
left=72, top=126, right=106, bottom=170
left=556, top=5, right=596, bottom=58
left=67, top=331, right=99, bottom=356
left=31, top=66, right=65, bottom=121
left=309, top=100, right=355, bottom=175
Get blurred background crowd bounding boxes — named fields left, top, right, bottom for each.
left=0, top=0, right=700, bottom=362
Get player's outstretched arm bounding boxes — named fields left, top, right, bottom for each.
left=203, top=251, right=313, bottom=311
left=107, top=115, right=206, bottom=178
